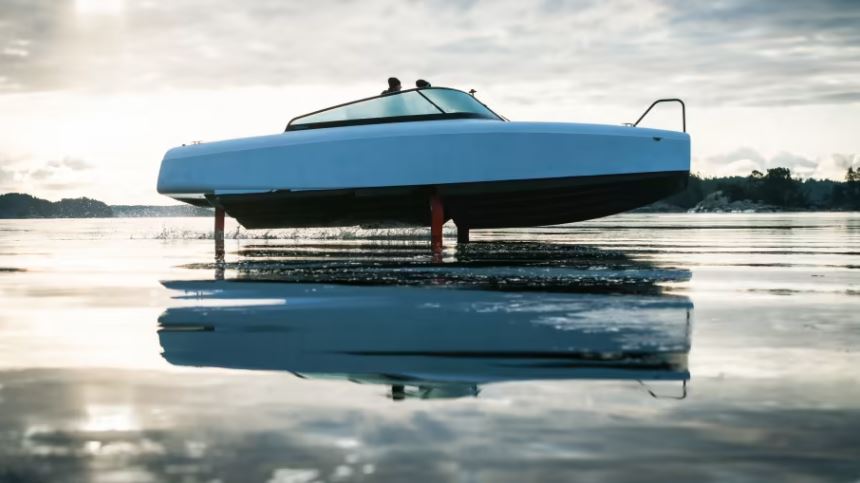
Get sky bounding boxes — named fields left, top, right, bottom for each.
left=1, top=0, right=859, bottom=204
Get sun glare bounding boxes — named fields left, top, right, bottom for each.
left=80, top=404, right=140, bottom=432
left=75, top=0, right=125, bottom=16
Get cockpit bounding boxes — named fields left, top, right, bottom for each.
left=286, top=87, right=504, bottom=131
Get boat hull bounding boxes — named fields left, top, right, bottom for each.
left=157, top=119, right=691, bottom=228
left=216, top=170, right=688, bottom=229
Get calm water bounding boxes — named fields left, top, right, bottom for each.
left=1, top=214, right=858, bottom=482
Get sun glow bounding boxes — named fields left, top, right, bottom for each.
left=80, top=404, right=140, bottom=432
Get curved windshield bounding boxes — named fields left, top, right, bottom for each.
left=287, top=87, right=502, bottom=131
left=419, top=89, right=498, bottom=118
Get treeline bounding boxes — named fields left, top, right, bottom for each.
left=0, top=193, right=113, bottom=218
left=664, top=167, right=860, bottom=210
left=0, top=193, right=213, bottom=218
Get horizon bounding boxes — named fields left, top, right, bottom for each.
left=2, top=164, right=855, bottom=206
left=2, top=0, right=860, bottom=204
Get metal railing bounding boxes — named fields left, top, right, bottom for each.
left=632, top=98, right=686, bottom=132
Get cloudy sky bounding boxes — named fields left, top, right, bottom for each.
left=1, top=0, right=859, bottom=204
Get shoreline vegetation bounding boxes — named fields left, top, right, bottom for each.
left=646, top=166, right=860, bottom=213
left=1, top=167, right=858, bottom=219
left=0, top=193, right=212, bottom=219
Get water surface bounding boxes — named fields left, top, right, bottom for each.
left=1, top=214, right=858, bottom=482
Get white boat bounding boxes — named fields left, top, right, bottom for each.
left=156, top=87, right=689, bottom=230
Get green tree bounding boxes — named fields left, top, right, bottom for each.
left=758, top=167, right=806, bottom=207
left=842, top=167, right=860, bottom=209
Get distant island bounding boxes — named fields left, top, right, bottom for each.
left=1, top=167, right=858, bottom=219
left=650, top=166, right=860, bottom=212
left=0, top=193, right=212, bottom=219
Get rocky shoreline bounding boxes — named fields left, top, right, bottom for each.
left=636, top=190, right=852, bottom=213
left=686, top=191, right=782, bottom=213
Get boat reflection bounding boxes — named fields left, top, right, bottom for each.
left=158, top=280, right=692, bottom=400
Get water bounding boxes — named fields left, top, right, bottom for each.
left=1, top=214, right=858, bottom=482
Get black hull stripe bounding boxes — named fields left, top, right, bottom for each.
left=214, top=170, right=689, bottom=229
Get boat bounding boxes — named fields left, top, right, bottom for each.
left=156, top=87, right=689, bottom=239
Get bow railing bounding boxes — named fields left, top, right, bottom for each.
left=632, top=98, right=686, bottom=132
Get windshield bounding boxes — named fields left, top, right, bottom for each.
left=287, top=87, right=502, bottom=131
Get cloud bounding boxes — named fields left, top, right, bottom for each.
left=698, top=148, right=765, bottom=177
left=0, top=156, right=94, bottom=194
left=812, top=153, right=860, bottom=180
left=696, top=148, right=859, bottom=179
left=707, top=148, right=767, bottom=167
left=0, top=155, right=23, bottom=188
left=46, top=158, right=94, bottom=171
left=768, top=152, right=818, bottom=177
left=28, top=168, right=53, bottom=180
left=0, top=165, right=15, bottom=184
left=1, top=0, right=858, bottom=107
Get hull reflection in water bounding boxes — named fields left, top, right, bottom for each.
left=158, top=281, right=692, bottom=399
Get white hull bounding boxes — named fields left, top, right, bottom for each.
left=157, top=120, right=690, bottom=198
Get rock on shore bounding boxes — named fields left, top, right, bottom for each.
left=688, top=191, right=780, bottom=213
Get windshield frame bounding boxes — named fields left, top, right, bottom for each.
left=285, top=87, right=504, bottom=132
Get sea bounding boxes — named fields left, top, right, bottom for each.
left=0, top=213, right=858, bottom=482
